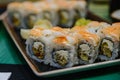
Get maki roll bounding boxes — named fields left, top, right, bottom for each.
left=7, top=2, right=23, bottom=28
left=77, top=32, right=100, bottom=64
left=72, top=27, right=100, bottom=64
left=57, top=1, right=75, bottom=28
left=26, top=38, right=46, bottom=63
left=26, top=28, right=55, bottom=64
left=37, top=1, right=59, bottom=26
left=98, top=24, right=120, bottom=61
left=23, top=13, right=38, bottom=29
left=50, top=34, right=78, bottom=68
left=20, top=1, right=40, bottom=29
left=57, top=9, right=74, bottom=28
left=42, top=10, right=58, bottom=26
left=73, top=0, right=87, bottom=22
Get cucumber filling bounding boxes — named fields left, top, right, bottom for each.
left=78, top=44, right=91, bottom=61
left=12, top=13, right=20, bottom=27
left=54, top=50, right=69, bottom=66
left=26, top=14, right=36, bottom=28
left=43, top=11, right=51, bottom=22
left=59, top=10, right=69, bottom=24
left=101, top=39, right=113, bottom=58
left=32, top=42, right=45, bottom=59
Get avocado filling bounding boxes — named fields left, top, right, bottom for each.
left=54, top=50, right=69, bottom=66
left=12, top=13, right=20, bottom=27
left=78, top=44, right=91, bottom=61
left=101, top=39, right=113, bottom=58
left=43, top=11, right=51, bottom=22
left=26, top=14, right=36, bottom=29
left=59, top=10, right=69, bottom=24
left=32, top=42, right=45, bottom=59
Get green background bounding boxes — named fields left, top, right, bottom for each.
left=0, top=1, right=120, bottom=80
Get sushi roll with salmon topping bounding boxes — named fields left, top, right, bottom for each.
left=72, top=26, right=100, bottom=64
left=26, top=27, right=56, bottom=65
left=50, top=34, right=78, bottom=68
left=98, top=24, right=120, bottom=61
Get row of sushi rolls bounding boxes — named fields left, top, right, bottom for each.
left=7, top=0, right=120, bottom=68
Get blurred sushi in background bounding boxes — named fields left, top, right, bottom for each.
left=7, top=0, right=87, bottom=29
left=7, top=2, right=23, bottom=28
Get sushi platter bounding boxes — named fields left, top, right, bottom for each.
left=2, top=0, right=120, bottom=77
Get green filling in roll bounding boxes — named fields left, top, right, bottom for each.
left=32, top=42, right=45, bottom=59
left=11, top=13, right=21, bottom=27
left=100, top=39, right=113, bottom=58
left=59, top=10, right=69, bottom=24
left=78, top=44, right=91, bottom=61
left=54, top=50, right=69, bottom=66
left=43, top=11, right=51, bottom=22
left=26, top=14, right=37, bottom=29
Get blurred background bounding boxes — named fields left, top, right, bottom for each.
left=0, top=0, right=120, bottom=22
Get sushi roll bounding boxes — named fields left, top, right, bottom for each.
left=77, top=32, right=100, bottom=64
left=26, top=37, right=46, bottom=63
left=112, top=23, right=120, bottom=53
left=98, top=24, right=120, bottom=61
left=37, top=1, right=59, bottom=26
left=7, top=1, right=39, bottom=29
left=73, top=0, right=87, bottom=22
left=23, top=13, right=38, bottom=29
left=56, top=1, right=75, bottom=28
left=7, top=2, right=23, bottom=28
left=26, top=28, right=55, bottom=64
left=49, top=33, right=78, bottom=68
left=72, top=26, right=100, bottom=64
left=42, top=10, right=58, bottom=26
left=20, top=1, right=40, bottom=29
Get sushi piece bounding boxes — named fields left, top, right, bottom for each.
left=7, top=1, right=39, bottom=29
left=72, top=26, right=100, bottom=64
left=7, top=2, right=23, bottom=28
left=20, top=1, right=40, bottom=29
left=26, top=27, right=56, bottom=64
left=23, top=13, right=38, bottom=29
left=36, top=1, right=59, bottom=26
left=26, top=38, right=45, bottom=63
left=98, top=24, right=120, bottom=61
left=73, top=0, right=87, bottom=22
left=50, top=34, right=78, bottom=68
left=57, top=9, right=74, bottom=28
left=57, top=1, right=75, bottom=28
left=74, top=0, right=87, bottom=18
